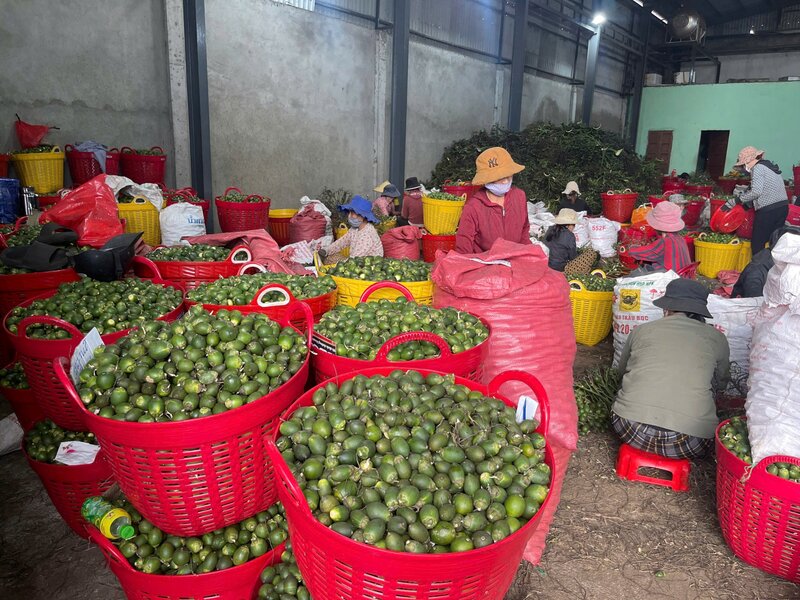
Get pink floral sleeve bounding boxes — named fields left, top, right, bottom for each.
left=350, top=224, right=384, bottom=257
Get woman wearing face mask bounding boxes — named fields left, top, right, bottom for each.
left=455, top=147, right=531, bottom=254
left=372, top=181, right=402, bottom=218
left=725, top=146, right=789, bottom=254
left=322, top=195, right=383, bottom=263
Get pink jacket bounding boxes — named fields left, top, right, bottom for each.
left=455, top=187, right=531, bottom=254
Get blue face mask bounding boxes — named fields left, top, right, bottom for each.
left=485, top=180, right=512, bottom=196
left=348, top=216, right=363, bottom=228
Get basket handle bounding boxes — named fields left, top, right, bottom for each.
left=618, top=245, right=627, bottom=254
left=86, top=527, right=129, bottom=568
left=131, top=255, right=164, bottom=280
left=252, top=283, right=297, bottom=308
left=312, top=252, right=325, bottom=272
left=359, top=281, right=414, bottom=303
left=50, top=145, right=61, bottom=153
left=54, top=356, right=93, bottom=413
left=238, top=262, right=267, bottom=276
left=109, top=147, right=120, bottom=153
left=181, top=187, right=197, bottom=195
left=729, top=238, right=741, bottom=245
left=171, top=189, right=194, bottom=203
left=279, top=301, right=314, bottom=347
left=244, top=194, right=265, bottom=203
left=226, top=245, right=252, bottom=265
left=375, top=331, right=453, bottom=362
left=622, top=188, right=633, bottom=194
left=223, top=186, right=242, bottom=196
left=590, top=269, right=607, bottom=278
left=748, top=455, right=800, bottom=487
left=17, top=315, right=83, bottom=340
left=14, top=216, right=28, bottom=232
left=120, top=146, right=134, bottom=154
left=64, top=144, right=74, bottom=152
left=150, top=146, right=164, bottom=154
left=569, top=279, right=586, bottom=292
left=488, top=370, right=550, bottom=437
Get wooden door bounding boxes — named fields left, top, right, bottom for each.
left=645, top=130, right=673, bottom=171
left=706, top=131, right=730, bottom=179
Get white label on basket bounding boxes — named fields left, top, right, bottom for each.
left=516, top=395, right=539, bottom=423
left=54, top=441, right=101, bottom=466
left=70, top=328, right=104, bottom=385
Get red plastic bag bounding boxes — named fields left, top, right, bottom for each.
left=381, top=226, right=421, bottom=260
left=39, top=176, right=123, bottom=247
left=15, top=114, right=56, bottom=148
left=432, top=239, right=577, bottom=565
left=289, top=206, right=327, bottom=244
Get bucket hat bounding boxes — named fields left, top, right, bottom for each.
left=734, top=146, right=765, bottom=166
left=472, top=147, right=525, bottom=186
left=554, top=208, right=578, bottom=225
left=381, top=183, right=402, bottom=199
left=405, top=177, right=422, bottom=191
left=646, top=201, right=685, bottom=233
left=653, top=279, right=712, bottom=318
left=339, top=195, right=379, bottom=223
left=562, top=181, right=581, bottom=196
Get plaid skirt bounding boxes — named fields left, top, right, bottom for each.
left=611, top=413, right=713, bottom=459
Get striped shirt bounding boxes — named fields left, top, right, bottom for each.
left=739, top=162, right=788, bottom=211
left=626, top=233, right=691, bottom=272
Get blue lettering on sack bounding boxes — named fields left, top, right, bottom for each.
left=187, top=217, right=204, bottom=224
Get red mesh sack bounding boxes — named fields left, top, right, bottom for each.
left=380, top=225, right=422, bottom=260
left=15, top=115, right=56, bottom=148
left=432, top=239, right=577, bottom=564
left=39, top=176, right=123, bottom=247
left=289, top=206, right=327, bottom=244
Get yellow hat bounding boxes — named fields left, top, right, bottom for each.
left=472, top=147, right=525, bottom=186
left=373, top=180, right=391, bottom=194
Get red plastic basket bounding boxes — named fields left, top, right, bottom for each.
left=0, top=380, right=44, bottom=431
left=165, top=188, right=210, bottom=222
left=89, top=528, right=283, bottom=600
left=311, top=282, right=490, bottom=384
left=682, top=200, right=705, bottom=227
left=421, top=233, right=456, bottom=262
left=267, top=367, right=553, bottom=600
left=65, top=145, right=120, bottom=185
left=215, top=187, right=271, bottom=233
left=0, top=268, right=81, bottom=319
left=132, top=245, right=252, bottom=291
left=120, top=147, right=167, bottom=185
left=601, top=190, right=638, bottom=223
left=4, top=281, right=184, bottom=430
left=53, top=303, right=314, bottom=537
left=685, top=184, right=714, bottom=198
left=0, top=154, right=8, bottom=178
left=25, top=448, right=114, bottom=538
left=710, top=198, right=726, bottom=220
left=267, top=210, right=297, bottom=247
left=716, top=419, right=800, bottom=583
left=441, top=180, right=478, bottom=201
left=787, top=204, right=800, bottom=226
left=661, top=176, right=685, bottom=194
left=736, top=208, right=755, bottom=239
left=793, top=165, right=800, bottom=196
left=186, top=268, right=337, bottom=326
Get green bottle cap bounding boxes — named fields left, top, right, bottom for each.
left=120, top=524, right=136, bottom=540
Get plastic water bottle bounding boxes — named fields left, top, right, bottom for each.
left=81, top=497, right=135, bottom=540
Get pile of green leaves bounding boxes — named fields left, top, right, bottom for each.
left=569, top=274, right=615, bottom=292
left=123, top=148, right=164, bottom=156
left=318, top=188, right=353, bottom=228
left=13, top=145, right=57, bottom=154
left=686, top=171, right=714, bottom=186
left=701, top=233, right=739, bottom=244
left=575, top=368, right=622, bottom=435
left=429, top=123, right=662, bottom=214
left=426, top=191, right=464, bottom=202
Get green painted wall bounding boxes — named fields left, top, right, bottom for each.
left=636, top=82, right=800, bottom=178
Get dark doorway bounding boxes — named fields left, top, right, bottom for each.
left=697, top=130, right=730, bottom=178
left=645, top=130, right=673, bottom=172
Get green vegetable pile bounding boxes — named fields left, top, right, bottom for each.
left=575, top=368, right=622, bottom=435
left=700, top=233, right=739, bottom=244
left=426, top=191, right=465, bottom=202
left=6, top=279, right=183, bottom=339
left=277, top=370, right=550, bottom=553
left=316, top=298, right=488, bottom=359
left=219, top=190, right=267, bottom=203
left=12, top=145, right=57, bottom=154
left=718, top=417, right=800, bottom=483
left=328, top=257, right=431, bottom=282
left=113, top=499, right=287, bottom=575
left=76, top=306, right=308, bottom=422
left=0, top=265, right=31, bottom=275
left=188, top=273, right=336, bottom=305
left=258, top=541, right=310, bottom=600
left=0, top=362, right=28, bottom=389
left=569, top=274, right=615, bottom=292
left=4, top=224, right=43, bottom=247
left=24, top=420, right=97, bottom=463
left=123, top=148, right=164, bottom=156
left=430, top=123, right=662, bottom=214
left=686, top=171, right=715, bottom=186
left=147, top=245, right=231, bottom=262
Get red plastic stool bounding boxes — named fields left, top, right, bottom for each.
left=615, top=443, right=691, bottom=492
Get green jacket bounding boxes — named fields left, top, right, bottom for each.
left=612, top=314, right=730, bottom=439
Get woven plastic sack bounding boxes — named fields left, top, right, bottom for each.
left=39, top=176, right=123, bottom=247
left=612, top=270, right=680, bottom=367
left=707, top=295, right=762, bottom=394
left=572, top=213, right=591, bottom=249
left=159, top=202, right=205, bottom=246
left=381, top=225, right=421, bottom=260
left=587, top=217, right=621, bottom=258
left=289, top=205, right=327, bottom=244
left=432, top=239, right=576, bottom=564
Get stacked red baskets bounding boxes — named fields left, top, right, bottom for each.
left=120, top=146, right=167, bottom=185
left=65, top=145, right=120, bottom=185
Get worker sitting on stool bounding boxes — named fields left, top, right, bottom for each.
left=611, top=279, right=730, bottom=459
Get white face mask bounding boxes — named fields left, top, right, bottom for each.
left=485, top=180, right=512, bottom=196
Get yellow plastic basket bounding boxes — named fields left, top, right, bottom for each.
left=569, top=276, right=613, bottom=347
left=11, top=147, right=65, bottom=194
left=737, top=241, right=752, bottom=272
left=695, top=238, right=742, bottom=278
left=269, top=208, right=298, bottom=219
left=118, top=197, right=161, bottom=246
left=333, top=224, right=350, bottom=258
left=422, top=196, right=466, bottom=235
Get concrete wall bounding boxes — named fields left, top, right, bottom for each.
left=0, top=0, right=174, bottom=187
left=636, top=81, right=800, bottom=175
left=679, top=51, right=800, bottom=84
